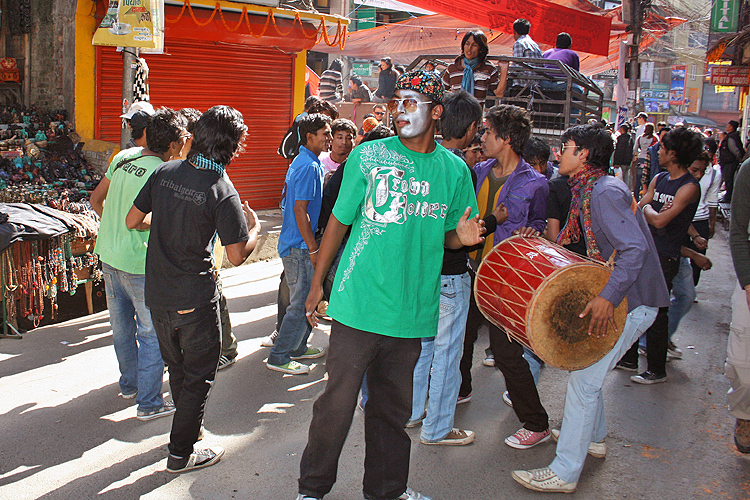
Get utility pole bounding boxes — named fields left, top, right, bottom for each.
left=626, top=0, right=645, bottom=120
left=121, top=48, right=137, bottom=149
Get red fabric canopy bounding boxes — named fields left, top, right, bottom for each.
left=314, top=3, right=683, bottom=76
left=391, top=0, right=612, bottom=55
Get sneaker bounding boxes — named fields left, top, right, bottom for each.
left=456, top=393, right=472, bottom=404
left=406, top=413, right=425, bottom=428
left=217, top=355, right=236, bottom=370
left=296, top=496, right=321, bottom=500
left=357, top=398, right=366, bottom=413
left=396, top=487, right=432, bottom=500
left=630, top=371, right=667, bottom=384
left=166, top=446, right=225, bottom=473
left=267, top=360, right=310, bottom=374
left=291, top=347, right=326, bottom=360
left=483, top=354, right=496, bottom=367
left=505, top=427, right=551, bottom=449
left=551, top=429, right=606, bottom=458
left=421, top=428, right=475, bottom=446
left=502, top=391, right=513, bottom=408
left=512, top=467, right=577, bottom=493
left=638, top=347, right=647, bottom=357
left=667, top=341, right=683, bottom=359
left=260, top=330, right=278, bottom=347
left=120, top=391, right=137, bottom=400
left=736, top=419, right=750, bottom=453
left=137, top=401, right=176, bottom=421
left=615, top=360, right=638, bottom=373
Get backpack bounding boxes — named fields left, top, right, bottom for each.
left=278, top=121, right=302, bottom=159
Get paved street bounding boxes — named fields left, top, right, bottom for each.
left=0, top=226, right=748, bottom=500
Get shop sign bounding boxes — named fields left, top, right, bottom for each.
left=669, top=65, right=687, bottom=105
left=352, top=63, right=372, bottom=77
left=711, top=0, right=739, bottom=33
left=93, top=0, right=158, bottom=48
left=710, top=66, right=749, bottom=86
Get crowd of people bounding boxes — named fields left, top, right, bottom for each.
left=93, top=17, right=749, bottom=499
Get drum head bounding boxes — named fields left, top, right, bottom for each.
left=528, top=263, right=628, bottom=371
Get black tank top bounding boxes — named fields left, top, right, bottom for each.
left=649, top=171, right=699, bottom=258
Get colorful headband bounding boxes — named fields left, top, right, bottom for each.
left=395, top=70, right=445, bottom=104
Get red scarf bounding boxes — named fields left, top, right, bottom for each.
left=557, top=163, right=608, bottom=262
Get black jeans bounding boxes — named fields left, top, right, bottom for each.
left=151, top=302, right=221, bottom=459
left=298, top=321, right=421, bottom=500
left=690, top=219, right=710, bottom=286
left=489, top=323, right=549, bottom=432
left=722, top=161, right=738, bottom=202
left=622, top=254, right=679, bottom=376
left=459, top=276, right=483, bottom=397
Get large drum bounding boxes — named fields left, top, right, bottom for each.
left=474, top=236, right=628, bottom=371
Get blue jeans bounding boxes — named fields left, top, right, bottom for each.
left=269, top=248, right=314, bottom=366
left=667, top=256, right=695, bottom=340
left=550, top=305, right=657, bottom=483
left=411, top=273, right=471, bottom=442
left=102, top=262, right=165, bottom=412
left=523, top=347, right=543, bottom=385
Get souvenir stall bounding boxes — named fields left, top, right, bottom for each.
left=0, top=105, right=103, bottom=337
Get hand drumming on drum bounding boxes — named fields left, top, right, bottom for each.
left=579, top=296, right=617, bottom=338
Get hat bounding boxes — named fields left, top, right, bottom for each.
left=362, top=116, right=380, bottom=134
left=121, top=101, right=155, bottom=119
left=395, top=70, right=445, bottom=104
left=129, top=110, right=151, bottom=131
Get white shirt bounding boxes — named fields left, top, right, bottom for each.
left=694, top=164, right=722, bottom=221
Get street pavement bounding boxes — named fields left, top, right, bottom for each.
left=0, top=226, right=748, bottom=500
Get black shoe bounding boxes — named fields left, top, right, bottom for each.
left=615, top=360, right=638, bottom=373
left=630, top=371, right=667, bottom=385
left=167, top=446, right=225, bottom=473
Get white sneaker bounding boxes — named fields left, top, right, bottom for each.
left=397, top=488, right=432, bottom=499
left=550, top=429, right=606, bottom=458
left=512, top=467, right=577, bottom=493
left=260, top=330, right=278, bottom=347
left=502, top=391, right=513, bottom=408
left=483, top=354, right=495, bottom=367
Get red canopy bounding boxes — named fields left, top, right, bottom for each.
left=314, top=3, right=683, bottom=76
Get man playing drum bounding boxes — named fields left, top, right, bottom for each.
left=512, top=124, right=669, bottom=493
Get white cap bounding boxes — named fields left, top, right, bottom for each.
left=120, top=101, right=155, bottom=119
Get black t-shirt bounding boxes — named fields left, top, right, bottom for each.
left=547, top=176, right=587, bottom=256
left=133, top=159, right=249, bottom=310
left=649, top=171, right=699, bottom=259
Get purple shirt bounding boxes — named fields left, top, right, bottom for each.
left=473, top=157, right=549, bottom=246
left=543, top=48, right=580, bottom=72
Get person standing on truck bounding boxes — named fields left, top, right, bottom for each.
left=442, top=30, right=502, bottom=107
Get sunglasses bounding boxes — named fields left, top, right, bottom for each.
left=560, top=143, right=577, bottom=153
left=386, top=98, right=433, bottom=113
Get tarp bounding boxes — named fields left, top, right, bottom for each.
left=386, top=0, right=612, bottom=56
left=314, top=2, right=684, bottom=76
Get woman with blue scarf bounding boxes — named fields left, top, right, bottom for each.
left=442, top=31, right=502, bottom=108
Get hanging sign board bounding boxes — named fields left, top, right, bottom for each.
left=710, top=66, right=749, bottom=86
left=396, top=0, right=612, bottom=56
left=669, top=65, right=687, bottom=105
left=710, top=0, right=738, bottom=33
left=93, top=0, right=157, bottom=48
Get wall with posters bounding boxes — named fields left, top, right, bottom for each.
left=670, top=65, right=687, bottom=105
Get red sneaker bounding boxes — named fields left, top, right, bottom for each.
left=504, top=427, right=551, bottom=449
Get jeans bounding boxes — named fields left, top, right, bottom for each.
left=269, top=248, right=315, bottom=366
left=298, top=321, right=421, bottom=500
left=151, top=302, right=221, bottom=459
left=523, top=347, right=544, bottom=385
left=550, top=305, right=658, bottom=483
left=216, top=275, right=237, bottom=358
left=102, top=262, right=165, bottom=412
left=622, top=254, right=679, bottom=376
left=667, top=257, right=696, bottom=340
left=489, top=322, right=549, bottom=432
left=411, top=273, right=471, bottom=442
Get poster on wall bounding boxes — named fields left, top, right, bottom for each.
left=669, top=65, right=687, bottom=105
left=641, top=83, right=670, bottom=112
left=92, top=0, right=157, bottom=48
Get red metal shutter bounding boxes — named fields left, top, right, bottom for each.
left=96, top=40, right=293, bottom=209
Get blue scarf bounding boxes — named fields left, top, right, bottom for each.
left=462, top=57, right=479, bottom=95
left=190, top=153, right=225, bottom=177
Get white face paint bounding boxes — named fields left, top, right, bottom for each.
left=392, top=89, right=432, bottom=139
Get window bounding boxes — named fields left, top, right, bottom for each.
left=690, top=64, right=697, bottom=81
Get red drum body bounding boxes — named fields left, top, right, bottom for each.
left=474, top=236, right=628, bottom=371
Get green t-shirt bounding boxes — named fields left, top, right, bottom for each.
left=328, top=136, right=479, bottom=338
left=94, top=148, right=163, bottom=274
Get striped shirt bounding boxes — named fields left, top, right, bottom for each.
left=319, top=70, right=343, bottom=102
left=441, top=57, right=501, bottom=106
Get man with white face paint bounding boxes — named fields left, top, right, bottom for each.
left=296, top=70, right=485, bottom=500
